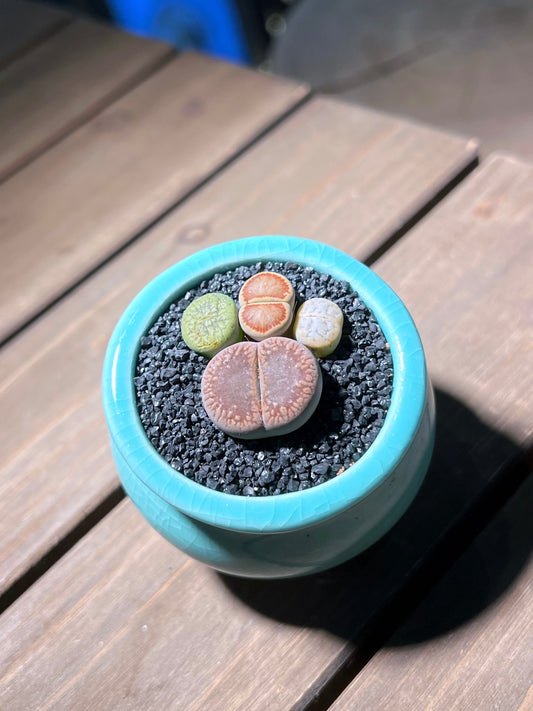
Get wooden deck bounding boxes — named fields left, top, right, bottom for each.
left=0, top=5, right=531, bottom=710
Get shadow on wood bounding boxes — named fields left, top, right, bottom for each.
left=218, top=387, right=531, bottom=647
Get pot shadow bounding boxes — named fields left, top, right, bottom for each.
left=217, top=386, right=532, bottom=646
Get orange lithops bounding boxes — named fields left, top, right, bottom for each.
left=239, top=271, right=294, bottom=304
left=238, top=272, right=295, bottom=340
left=201, top=337, right=322, bottom=439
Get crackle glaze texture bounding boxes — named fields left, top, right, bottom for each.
left=102, top=236, right=435, bottom=578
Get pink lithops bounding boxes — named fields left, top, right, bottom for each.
left=201, top=337, right=322, bottom=439
left=201, top=341, right=262, bottom=437
left=238, top=272, right=295, bottom=340
left=258, top=337, right=321, bottom=433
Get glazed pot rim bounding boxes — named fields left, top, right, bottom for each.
left=102, top=236, right=427, bottom=533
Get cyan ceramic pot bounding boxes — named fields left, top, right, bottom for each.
left=102, top=236, right=435, bottom=578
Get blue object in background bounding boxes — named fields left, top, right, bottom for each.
left=107, top=0, right=252, bottom=63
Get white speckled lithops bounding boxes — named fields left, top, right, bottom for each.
left=294, top=298, right=344, bottom=357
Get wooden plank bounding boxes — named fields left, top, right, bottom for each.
left=1, top=154, right=531, bottom=711
left=0, top=0, right=70, bottom=69
left=374, top=152, right=533, bottom=441
left=0, top=51, right=308, bottom=343
left=0, top=18, right=174, bottom=183
left=330, top=474, right=533, bottom=711
left=0, top=96, right=477, bottom=597
left=1, top=154, right=532, bottom=710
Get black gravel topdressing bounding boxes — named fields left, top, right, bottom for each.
left=135, top=261, right=393, bottom=496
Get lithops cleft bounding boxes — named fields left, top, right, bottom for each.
left=294, top=297, right=344, bottom=357
left=201, top=337, right=322, bottom=439
left=238, top=272, right=295, bottom=340
left=181, top=293, right=242, bottom=358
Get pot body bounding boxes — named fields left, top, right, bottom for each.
left=103, top=236, right=435, bottom=578
left=113, top=382, right=434, bottom=578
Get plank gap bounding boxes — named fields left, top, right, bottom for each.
left=0, top=486, right=124, bottom=616
left=0, top=90, right=312, bottom=351
left=292, top=444, right=533, bottom=711
left=365, top=155, right=479, bottom=267
left=0, top=45, right=176, bottom=186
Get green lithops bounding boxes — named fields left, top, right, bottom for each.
left=181, top=293, right=242, bottom=358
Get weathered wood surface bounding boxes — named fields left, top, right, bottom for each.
left=330, top=473, right=533, bottom=711
left=0, top=0, right=70, bottom=69
left=0, top=51, right=308, bottom=343
left=0, top=96, right=476, bottom=598
left=1, top=155, right=531, bottom=710
left=375, top=152, right=533, bottom=443
left=0, top=19, right=173, bottom=182
left=157, top=96, right=477, bottom=260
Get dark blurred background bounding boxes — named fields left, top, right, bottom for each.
left=42, top=0, right=295, bottom=64
left=42, top=0, right=533, bottom=159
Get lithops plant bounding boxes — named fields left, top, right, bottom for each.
left=181, top=293, right=242, bottom=358
left=258, top=337, right=321, bottom=433
left=201, top=337, right=322, bottom=439
left=200, top=341, right=263, bottom=437
left=294, top=298, right=344, bottom=357
left=238, top=272, right=295, bottom=340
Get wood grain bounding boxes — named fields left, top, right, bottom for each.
left=0, top=18, right=173, bottom=182
left=343, top=17, right=533, bottom=161
left=330, top=474, right=533, bottom=711
left=157, top=97, right=477, bottom=260
left=0, top=95, right=476, bottom=597
left=3, top=148, right=533, bottom=707
left=0, top=51, right=308, bottom=343
left=374, top=152, right=533, bottom=443
left=0, top=0, right=70, bottom=69
left=0, top=148, right=532, bottom=705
